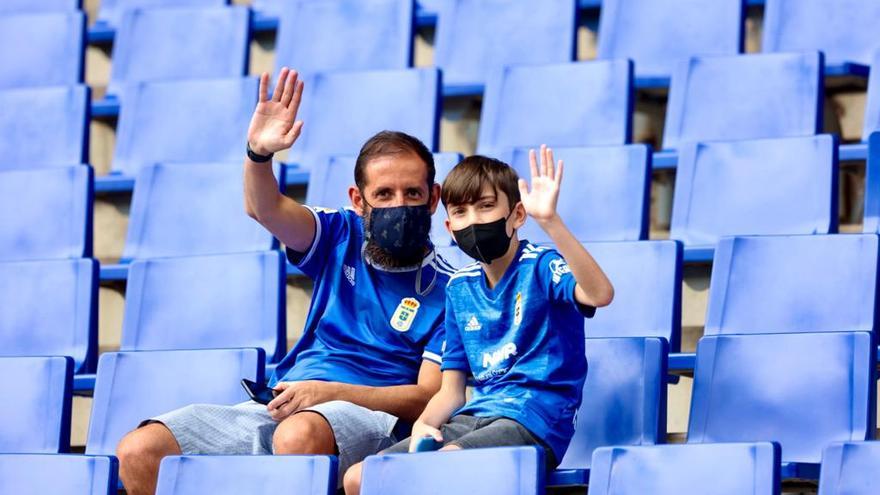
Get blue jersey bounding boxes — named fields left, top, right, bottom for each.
left=442, top=241, right=594, bottom=462
left=269, top=206, right=453, bottom=388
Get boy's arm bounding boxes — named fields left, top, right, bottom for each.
left=518, top=145, right=614, bottom=308
left=408, top=370, right=468, bottom=450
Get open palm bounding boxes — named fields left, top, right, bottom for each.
left=518, top=145, right=563, bottom=223
left=247, top=67, right=304, bottom=156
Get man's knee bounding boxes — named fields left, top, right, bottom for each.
left=343, top=461, right=364, bottom=495
left=117, top=423, right=180, bottom=466
left=272, top=412, right=336, bottom=455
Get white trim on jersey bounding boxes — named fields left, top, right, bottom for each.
left=422, top=351, right=442, bottom=364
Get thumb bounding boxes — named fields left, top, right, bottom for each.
left=273, top=382, right=291, bottom=392
left=431, top=429, right=444, bottom=442
left=517, top=178, right=529, bottom=197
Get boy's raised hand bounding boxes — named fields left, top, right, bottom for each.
left=247, top=67, right=305, bottom=156
left=518, top=145, right=563, bottom=224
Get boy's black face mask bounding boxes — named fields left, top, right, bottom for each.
left=452, top=211, right=514, bottom=264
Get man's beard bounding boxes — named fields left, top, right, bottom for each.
left=363, top=208, right=430, bottom=269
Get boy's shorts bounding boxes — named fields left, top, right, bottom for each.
left=382, top=414, right=556, bottom=469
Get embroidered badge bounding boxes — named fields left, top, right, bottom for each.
left=391, top=297, right=420, bottom=332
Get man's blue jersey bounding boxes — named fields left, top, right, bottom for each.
left=269, top=207, right=454, bottom=388
left=442, top=241, right=594, bottom=462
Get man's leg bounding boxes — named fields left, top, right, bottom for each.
left=117, top=423, right=181, bottom=495
left=272, top=411, right=336, bottom=455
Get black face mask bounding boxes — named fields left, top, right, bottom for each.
left=364, top=202, right=432, bottom=258
left=452, top=211, right=514, bottom=264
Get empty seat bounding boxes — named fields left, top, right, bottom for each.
left=663, top=52, right=823, bottom=150
left=122, top=252, right=286, bottom=363
left=292, top=69, right=440, bottom=164
left=156, top=455, right=337, bottom=495
left=581, top=241, right=682, bottom=350
left=597, top=0, right=744, bottom=82
left=0, top=357, right=73, bottom=453
left=96, top=0, right=226, bottom=29
left=589, top=443, right=781, bottom=495
left=0, top=12, right=84, bottom=89
left=0, top=166, right=93, bottom=261
left=506, top=145, right=649, bottom=243
left=434, top=0, right=577, bottom=93
left=112, top=78, right=257, bottom=176
left=706, top=235, right=878, bottom=336
left=429, top=153, right=463, bottom=247
left=864, top=132, right=880, bottom=232
left=671, top=135, right=837, bottom=249
left=123, top=163, right=280, bottom=260
left=361, top=447, right=544, bottom=494
left=688, top=331, right=875, bottom=479
left=0, top=454, right=117, bottom=495
left=108, top=6, right=250, bottom=98
left=0, top=260, right=98, bottom=373
left=819, top=442, right=880, bottom=495
left=763, top=0, right=880, bottom=69
left=275, top=0, right=412, bottom=74
left=86, top=349, right=264, bottom=456
left=864, top=51, right=880, bottom=141
left=0, top=85, right=89, bottom=168
left=551, top=337, right=667, bottom=486
left=479, top=62, right=633, bottom=156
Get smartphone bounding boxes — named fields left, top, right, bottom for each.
left=241, top=378, right=277, bottom=405
left=412, top=436, right=442, bottom=452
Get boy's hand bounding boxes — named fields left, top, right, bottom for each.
left=247, top=67, right=305, bottom=156
left=408, top=421, right=444, bottom=452
left=518, top=144, right=563, bottom=226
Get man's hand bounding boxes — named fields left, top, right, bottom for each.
left=408, top=421, right=444, bottom=452
left=247, top=67, right=305, bottom=157
left=267, top=381, right=338, bottom=422
left=518, top=144, right=563, bottom=227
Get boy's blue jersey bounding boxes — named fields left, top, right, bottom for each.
left=442, top=241, right=593, bottom=462
left=269, top=206, right=453, bottom=388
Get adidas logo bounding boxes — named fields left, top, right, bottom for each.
left=464, top=315, right=482, bottom=332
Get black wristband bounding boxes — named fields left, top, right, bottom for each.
left=246, top=142, right=274, bottom=163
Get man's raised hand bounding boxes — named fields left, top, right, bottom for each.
left=247, top=67, right=305, bottom=157
left=518, top=144, right=563, bottom=225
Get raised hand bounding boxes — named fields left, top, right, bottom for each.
left=247, top=67, right=305, bottom=156
left=517, top=144, right=563, bottom=224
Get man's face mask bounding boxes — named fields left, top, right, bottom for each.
left=452, top=209, right=515, bottom=264
left=364, top=201, right=432, bottom=257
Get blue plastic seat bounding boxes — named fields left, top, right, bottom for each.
left=293, top=69, right=440, bottom=163
left=705, top=234, right=879, bottom=336
left=0, top=260, right=98, bottom=373
left=433, top=0, right=577, bottom=94
left=479, top=62, right=633, bottom=157
left=112, top=78, right=257, bottom=176
left=122, top=252, right=286, bottom=363
left=108, top=6, right=250, bottom=98
left=663, top=52, right=823, bottom=150
left=156, top=455, right=337, bottom=495
left=0, top=85, right=89, bottom=168
left=0, top=166, right=93, bottom=261
left=819, top=442, right=880, bottom=495
left=361, top=447, right=544, bottom=494
left=123, top=163, right=280, bottom=260
left=589, top=442, right=781, bottom=495
left=865, top=132, right=880, bottom=233
left=550, top=337, right=668, bottom=486
left=864, top=52, right=880, bottom=141
left=671, top=135, right=837, bottom=249
left=763, top=0, right=880, bottom=71
left=0, top=357, right=73, bottom=453
left=597, top=0, right=744, bottom=83
left=0, top=12, right=84, bottom=89
left=86, top=349, right=264, bottom=456
left=275, top=0, right=412, bottom=75
left=506, top=145, right=649, bottom=243
left=581, top=241, right=682, bottom=349
left=688, top=331, right=875, bottom=479
left=0, top=454, right=117, bottom=494
left=0, top=0, right=80, bottom=12
left=97, top=0, right=226, bottom=29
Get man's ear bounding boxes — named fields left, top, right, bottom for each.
left=349, top=186, right=366, bottom=216
left=429, top=183, right=442, bottom=214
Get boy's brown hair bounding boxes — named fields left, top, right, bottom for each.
left=441, top=155, right=521, bottom=210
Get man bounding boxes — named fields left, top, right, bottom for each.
left=116, top=67, right=454, bottom=494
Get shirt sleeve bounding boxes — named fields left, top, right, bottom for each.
left=536, top=250, right=596, bottom=318
left=440, top=296, right=470, bottom=373
left=285, top=206, right=350, bottom=280
left=422, top=320, right=445, bottom=365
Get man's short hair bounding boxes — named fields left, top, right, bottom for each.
left=355, top=131, right=435, bottom=191
left=441, top=155, right=521, bottom=210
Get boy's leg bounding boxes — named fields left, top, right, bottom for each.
left=446, top=417, right=556, bottom=469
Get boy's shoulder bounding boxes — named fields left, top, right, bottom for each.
left=446, top=261, right=482, bottom=287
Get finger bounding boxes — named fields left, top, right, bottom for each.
left=546, top=147, right=555, bottom=179
left=541, top=145, right=550, bottom=178
left=288, top=79, right=304, bottom=115
left=272, top=67, right=289, bottom=102
left=280, top=70, right=298, bottom=107
left=529, top=149, right=539, bottom=179
left=431, top=430, right=444, bottom=442
left=258, top=72, right=269, bottom=103
left=555, top=159, right=564, bottom=185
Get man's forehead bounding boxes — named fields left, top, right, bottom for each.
left=363, top=153, right=429, bottom=188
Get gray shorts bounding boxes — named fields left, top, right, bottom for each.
left=145, top=400, right=400, bottom=478
left=383, top=414, right=555, bottom=468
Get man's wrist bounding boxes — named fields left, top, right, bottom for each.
left=246, top=141, right=274, bottom=162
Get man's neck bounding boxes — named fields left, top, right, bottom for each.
left=481, top=237, right=520, bottom=289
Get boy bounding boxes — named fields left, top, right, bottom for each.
left=343, top=146, right=614, bottom=494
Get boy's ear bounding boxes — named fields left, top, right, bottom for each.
left=349, top=186, right=366, bottom=216
left=444, top=217, right=453, bottom=236
left=429, top=183, right=442, bottom=214
left=511, top=201, right=527, bottom=229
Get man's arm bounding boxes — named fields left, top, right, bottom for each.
left=244, top=67, right=316, bottom=252
left=267, top=359, right=443, bottom=423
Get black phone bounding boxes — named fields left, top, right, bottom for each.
left=241, top=378, right=277, bottom=405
